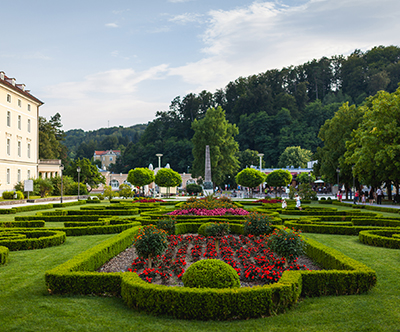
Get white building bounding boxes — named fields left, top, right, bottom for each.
left=0, top=72, right=43, bottom=194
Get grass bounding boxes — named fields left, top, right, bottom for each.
left=1, top=203, right=400, bottom=331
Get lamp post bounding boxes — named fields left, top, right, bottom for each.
left=336, top=168, right=340, bottom=191
left=258, top=153, right=264, bottom=197
left=60, top=164, right=64, bottom=204
left=77, top=166, right=81, bottom=201
left=156, top=153, right=163, bottom=169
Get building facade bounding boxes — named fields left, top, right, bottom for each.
left=0, top=72, right=43, bottom=194
left=93, top=150, right=120, bottom=170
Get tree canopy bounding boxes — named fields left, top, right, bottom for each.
left=191, top=106, right=240, bottom=186
left=127, top=168, right=155, bottom=194
left=64, top=158, right=106, bottom=191
left=235, top=168, right=265, bottom=197
left=266, top=170, right=292, bottom=188
left=278, top=146, right=312, bottom=168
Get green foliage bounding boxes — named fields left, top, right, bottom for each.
left=154, top=168, right=182, bottom=196
left=127, top=168, right=154, bottom=194
left=35, top=178, right=54, bottom=198
left=243, top=212, right=275, bottom=236
left=268, top=228, right=305, bottom=262
left=156, top=216, right=176, bottom=235
left=103, top=185, right=115, bottom=200
left=133, top=225, right=168, bottom=261
left=185, top=183, right=202, bottom=194
left=237, top=149, right=264, bottom=169
left=118, top=184, right=132, bottom=198
left=182, top=259, right=240, bottom=289
left=0, top=245, right=9, bottom=265
left=191, top=106, right=240, bottom=186
left=235, top=168, right=265, bottom=194
left=296, top=172, right=316, bottom=184
left=65, top=158, right=106, bottom=192
left=266, top=170, right=292, bottom=188
left=278, top=146, right=312, bottom=168
left=0, top=230, right=66, bottom=251
left=39, top=113, right=67, bottom=164
left=180, top=196, right=237, bottom=210
left=198, top=222, right=230, bottom=238
left=298, top=183, right=318, bottom=200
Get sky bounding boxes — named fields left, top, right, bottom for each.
left=2, top=0, right=400, bottom=131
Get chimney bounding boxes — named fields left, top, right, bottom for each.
left=0, top=72, right=4, bottom=80
left=11, top=78, right=16, bottom=86
left=16, top=84, right=26, bottom=91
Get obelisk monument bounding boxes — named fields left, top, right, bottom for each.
left=203, top=145, right=213, bottom=195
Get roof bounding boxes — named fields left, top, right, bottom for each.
left=94, top=150, right=121, bottom=156
left=0, top=71, right=44, bottom=105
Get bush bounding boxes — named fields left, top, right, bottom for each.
left=199, top=222, right=230, bottom=238
left=243, top=212, right=275, bottom=236
left=186, top=183, right=203, bottom=195
left=156, top=217, right=176, bottom=235
left=182, top=259, right=240, bottom=289
left=268, top=227, right=305, bottom=263
left=2, top=191, right=14, bottom=199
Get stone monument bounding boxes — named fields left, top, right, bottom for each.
left=203, top=145, right=213, bottom=195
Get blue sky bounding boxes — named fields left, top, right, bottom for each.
left=2, top=0, right=399, bottom=131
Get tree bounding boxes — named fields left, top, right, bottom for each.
left=278, top=146, right=312, bottom=168
left=266, top=170, right=292, bottom=197
left=155, top=168, right=182, bottom=197
left=127, top=168, right=154, bottom=195
left=237, top=149, right=263, bottom=170
left=64, top=158, right=106, bottom=192
left=119, top=183, right=132, bottom=198
left=296, top=172, right=316, bottom=184
left=191, top=106, right=240, bottom=186
left=235, top=168, right=265, bottom=198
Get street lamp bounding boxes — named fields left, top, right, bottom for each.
left=336, top=168, right=340, bottom=190
left=156, top=153, right=163, bottom=169
left=77, top=166, right=81, bottom=201
left=60, top=164, right=64, bottom=204
left=258, top=153, right=264, bottom=196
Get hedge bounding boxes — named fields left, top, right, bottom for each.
left=47, top=221, right=141, bottom=236
left=359, top=229, right=400, bottom=249
left=352, top=218, right=400, bottom=227
left=45, top=224, right=376, bottom=320
left=0, top=209, right=16, bottom=214
left=0, top=245, right=9, bottom=265
left=52, top=200, right=87, bottom=208
left=63, top=220, right=110, bottom=228
left=352, top=204, right=400, bottom=214
left=15, top=215, right=105, bottom=222
left=67, top=209, right=139, bottom=216
left=0, top=230, right=66, bottom=251
left=0, top=203, right=54, bottom=214
left=0, top=220, right=45, bottom=228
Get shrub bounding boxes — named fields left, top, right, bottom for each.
left=156, top=216, right=176, bottom=235
left=268, top=227, right=305, bottom=263
left=2, top=191, right=14, bottom=199
left=201, top=222, right=230, bottom=238
left=243, top=212, right=275, bottom=236
left=133, top=225, right=168, bottom=268
left=186, top=183, right=202, bottom=195
left=182, top=259, right=240, bottom=289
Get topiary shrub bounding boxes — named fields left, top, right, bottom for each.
left=243, top=212, right=275, bottom=236
left=156, top=216, right=176, bottom=235
left=182, top=259, right=240, bottom=289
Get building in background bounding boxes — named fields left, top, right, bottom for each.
left=93, top=150, right=120, bottom=170
left=0, top=72, right=43, bottom=194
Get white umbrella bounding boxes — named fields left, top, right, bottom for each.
left=314, top=179, right=324, bottom=183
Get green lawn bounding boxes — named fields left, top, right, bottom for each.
left=1, top=203, right=400, bottom=331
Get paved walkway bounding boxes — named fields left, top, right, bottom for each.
left=0, top=197, right=79, bottom=209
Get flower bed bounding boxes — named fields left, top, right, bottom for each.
left=169, top=208, right=249, bottom=216
left=128, top=234, right=308, bottom=286
left=133, top=198, right=166, bottom=203
left=254, top=199, right=283, bottom=204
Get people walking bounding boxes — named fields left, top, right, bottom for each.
left=376, top=188, right=383, bottom=205
left=369, top=189, right=375, bottom=205
left=295, top=194, right=302, bottom=210
left=354, top=190, right=359, bottom=204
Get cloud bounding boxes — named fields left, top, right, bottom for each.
left=169, top=13, right=203, bottom=24
left=105, top=23, right=119, bottom=28
left=168, top=0, right=400, bottom=92
left=168, top=0, right=193, bottom=3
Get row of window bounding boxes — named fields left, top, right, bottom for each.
left=6, top=138, right=31, bottom=158
left=5, top=168, right=31, bottom=185
left=6, top=111, right=31, bottom=132
left=6, top=94, right=31, bottom=111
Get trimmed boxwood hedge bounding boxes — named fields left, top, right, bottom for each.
left=63, top=220, right=110, bottom=228
left=0, top=220, right=45, bottom=228
left=53, top=200, right=87, bottom=208
left=359, top=229, right=400, bottom=249
left=45, top=223, right=377, bottom=320
left=0, top=245, right=9, bottom=265
left=15, top=215, right=105, bottom=222
left=0, top=230, right=66, bottom=251
left=67, top=209, right=139, bottom=216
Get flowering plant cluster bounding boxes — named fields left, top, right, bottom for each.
left=243, top=212, right=275, bottom=236
left=180, top=196, right=237, bottom=210
left=267, top=227, right=305, bottom=263
left=128, top=233, right=308, bottom=285
left=254, top=199, right=283, bottom=204
left=133, top=198, right=166, bottom=203
left=169, top=208, right=249, bottom=216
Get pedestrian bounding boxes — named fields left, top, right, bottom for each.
left=376, top=188, right=382, bottom=205
left=337, top=190, right=343, bottom=202
left=354, top=190, right=359, bottom=204
left=361, top=193, right=366, bottom=205
left=295, top=194, right=302, bottom=210
left=282, top=198, right=287, bottom=209
left=368, top=189, right=375, bottom=205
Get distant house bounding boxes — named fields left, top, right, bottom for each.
left=93, top=150, right=121, bottom=170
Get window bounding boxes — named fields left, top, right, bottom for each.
left=18, top=141, right=21, bottom=157
left=7, top=138, right=10, bottom=155
left=7, top=94, right=11, bottom=103
left=18, top=169, right=21, bottom=182
left=27, top=170, right=31, bottom=179
left=110, top=157, right=113, bottom=161
left=18, top=99, right=21, bottom=107
left=7, top=111, right=11, bottom=127
left=7, top=169, right=10, bottom=184
left=27, top=104, right=31, bottom=111
left=27, top=143, right=31, bottom=158
left=18, top=115, right=21, bottom=130
left=28, top=119, right=31, bottom=133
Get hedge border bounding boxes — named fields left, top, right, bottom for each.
left=0, top=220, right=45, bottom=228
left=0, top=230, right=66, bottom=251
left=45, top=224, right=376, bottom=320
left=0, top=245, right=9, bottom=265
left=359, top=229, right=400, bottom=249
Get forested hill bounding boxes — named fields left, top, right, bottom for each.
left=108, top=45, right=400, bottom=174
left=64, top=124, right=147, bottom=160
